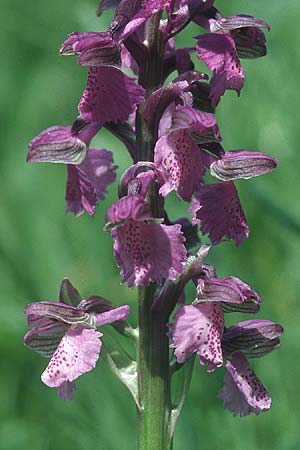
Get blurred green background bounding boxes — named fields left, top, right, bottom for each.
left=0, top=0, right=299, bottom=449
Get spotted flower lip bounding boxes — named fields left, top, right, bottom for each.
left=24, top=279, right=130, bottom=399
left=189, top=181, right=249, bottom=246
left=195, top=13, right=270, bottom=106
left=210, top=150, right=277, bottom=181
left=196, top=33, right=244, bottom=106
left=106, top=193, right=187, bottom=287
left=154, top=104, right=220, bottom=202
left=65, top=148, right=117, bottom=217
left=78, top=66, right=145, bottom=126
left=169, top=302, right=224, bottom=372
left=218, top=352, right=272, bottom=416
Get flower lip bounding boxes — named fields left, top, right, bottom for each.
left=218, top=352, right=272, bottom=416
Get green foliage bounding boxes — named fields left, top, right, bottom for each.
left=0, top=1, right=299, bottom=449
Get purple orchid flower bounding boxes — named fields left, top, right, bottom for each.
left=24, top=279, right=130, bottom=400
left=195, top=13, right=270, bottom=105
left=28, top=124, right=117, bottom=216
left=154, top=105, right=220, bottom=201
left=169, top=271, right=261, bottom=371
left=169, top=263, right=282, bottom=415
left=106, top=193, right=187, bottom=287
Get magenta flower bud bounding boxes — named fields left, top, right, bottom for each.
left=143, top=73, right=207, bottom=130
left=222, top=319, right=283, bottom=358
left=210, top=150, right=277, bottom=181
left=106, top=195, right=153, bottom=225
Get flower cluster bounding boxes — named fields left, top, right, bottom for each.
left=168, top=258, right=283, bottom=416
left=25, top=0, right=283, bottom=417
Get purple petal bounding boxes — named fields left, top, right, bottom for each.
left=167, top=0, right=215, bottom=37
left=170, top=303, right=224, bottom=371
left=222, top=320, right=283, bottom=358
left=78, top=296, right=113, bottom=314
left=196, top=276, right=261, bottom=304
left=27, top=126, right=87, bottom=164
left=170, top=105, right=218, bottom=134
left=210, top=150, right=277, bottom=181
left=24, top=322, right=67, bottom=358
left=112, top=222, right=187, bottom=286
left=224, top=276, right=261, bottom=303
left=234, top=27, right=267, bottom=59
left=60, top=32, right=120, bottom=67
left=106, top=195, right=152, bottom=224
left=154, top=130, right=206, bottom=202
left=78, top=67, right=145, bottom=125
left=121, top=44, right=139, bottom=74
left=196, top=33, right=244, bottom=105
left=66, top=148, right=117, bottom=217
left=210, top=15, right=270, bottom=33
left=119, top=162, right=156, bottom=197
left=95, top=305, right=130, bottom=327
left=25, top=302, right=89, bottom=324
left=189, top=181, right=249, bottom=246
left=41, top=326, right=102, bottom=389
left=219, top=353, right=271, bottom=416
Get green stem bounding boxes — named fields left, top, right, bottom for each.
left=137, top=286, right=171, bottom=450
left=135, top=13, right=171, bottom=450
